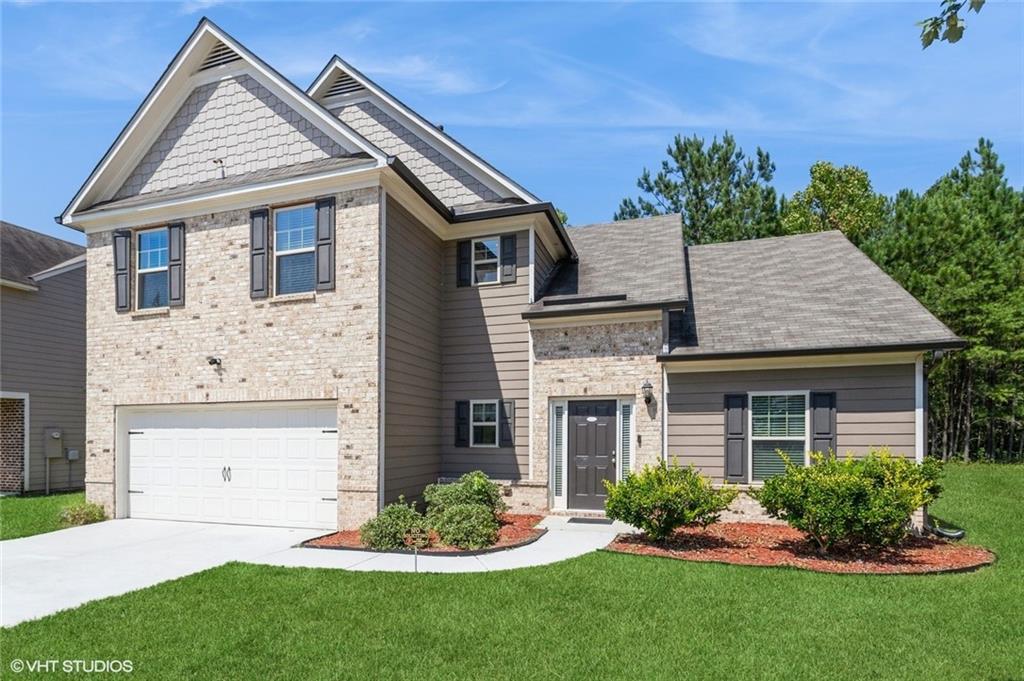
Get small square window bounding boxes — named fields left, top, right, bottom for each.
left=472, top=237, right=500, bottom=285
left=471, top=400, right=498, bottom=447
left=274, top=205, right=316, bottom=295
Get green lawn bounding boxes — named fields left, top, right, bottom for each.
left=0, top=491, right=86, bottom=540
left=2, top=465, right=1021, bottom=680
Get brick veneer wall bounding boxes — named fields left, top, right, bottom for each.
left=0, top=398, right=25, bottom=493
left=85, top=187, right=382, bottom=528
left=529, top=320, right=664, bottom=507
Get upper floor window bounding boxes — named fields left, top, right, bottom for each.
left=473, top=237, right=500, bottom=285
left=137, top=228, right=169, bottom=309
left=275, top=204, right=316, bottom=295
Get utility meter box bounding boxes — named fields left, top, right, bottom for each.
left=44, top=428, right=64, bottom=459
left=66, top=449, right=80, bottom=461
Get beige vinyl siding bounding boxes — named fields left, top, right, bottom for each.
left=441, top=231, right=530, bottom=479
left=383, top=199, right=443, bottom=503
left=534, top=235, right=557, bottom=298
left=0, top=266, right=86, bottom=492
left=666, top=364, right=917, bottom=481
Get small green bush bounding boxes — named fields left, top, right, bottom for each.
left=423, top=471, right=507, bottom=520
left=59, top=502, right=106, bottom=527
left=358, top=497, right=429, bottom=550
left=603, top=462, right=738, bottom=541
left=755, top=448, right=944, bottom=552
left=433, top=503, right=499, bottom=549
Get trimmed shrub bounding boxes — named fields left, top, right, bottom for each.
left=59, top=502, right=106, bottom=527
left=359, top=497, right=429, bottom=550
left=433, top=503, right=499, bottom=549
left=755, top=448, right=944, bottom=552
left=424, top=471, right=507, bottom=520
left=603, top=462, right=738, bottom=541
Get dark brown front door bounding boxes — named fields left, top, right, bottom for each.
left=568, top=400, right=617, bottom=510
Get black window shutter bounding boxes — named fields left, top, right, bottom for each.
left=315, top=196, right=336, bottom=292
left=250, top=208, right=270, bottom=299
left=500, top=233, right=517, bottom=283
left=724, top=394, right=747, bottom=482
left=810, top=392, right=838, bottom=456
left=455, top=401, right=470, bottom=447
left=113, top=229, right=131, bottom=312
left=456, top=240, right=471, bottom=287
left=500, top=400, right=515, bottom=447
left=167, top=222, right=185, bottom=307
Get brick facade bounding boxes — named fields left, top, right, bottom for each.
left=0, top=398, right=25, bottom=493
left=85, top=187, right=382, bottom=528
left=530, top=320, right=665, bottom=501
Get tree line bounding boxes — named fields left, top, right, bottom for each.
left=614, top=134, right=1023, bottom=462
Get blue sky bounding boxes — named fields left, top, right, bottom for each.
left=2, top=1, right=1021, bottom=246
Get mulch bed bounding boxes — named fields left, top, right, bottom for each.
left=304, top=513, right=545, bottom=554
left=605, top=522, right=995, bottom=575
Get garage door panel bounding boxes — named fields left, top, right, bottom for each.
left=126, top=402, right=338, bottom=529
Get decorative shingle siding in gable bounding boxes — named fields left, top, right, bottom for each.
left=114, top=75, right=346, bottom=200
left=334, top=100, right=500, bottom=206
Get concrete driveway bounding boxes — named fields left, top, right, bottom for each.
left=1, top=519, right=319, bottom=627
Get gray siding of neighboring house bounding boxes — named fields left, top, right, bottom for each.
left=383, top=199, right=444, bottom=503
left=440, top=231, right=530, bottom=480
left=0, top=266, right=87, bottom=492
left=534, top=234, right=557, bottom=299
left=666, top=364, right=917, bottom=481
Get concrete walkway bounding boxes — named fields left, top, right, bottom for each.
left=247, top=516, right=629, bottom=573
left=1, top=516, right=627, bottom=626
left=1, top=520, right=309, bottom=627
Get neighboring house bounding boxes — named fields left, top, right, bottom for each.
left=57, top=19, right=962, bottom=530
left=0, top=222, right=86, bottom=494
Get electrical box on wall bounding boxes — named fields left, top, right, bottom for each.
left=44, top=428, right=64, bottom=458
left=66, top=449, right=80, bottom=461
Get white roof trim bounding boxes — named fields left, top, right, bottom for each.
left=31, top=254, right=86, bottom=281
left=61, top=19, right=385, bottom=228
left=309, top=56, right=539, bottom=204
left=73, top=162, right=380, bottom=233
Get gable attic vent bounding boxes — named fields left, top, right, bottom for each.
left=324, top=72, right=365, bottom=98
left=197, top=41, right=242, bottom=72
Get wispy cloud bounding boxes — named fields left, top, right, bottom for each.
left=178, top=0, right=228, bottom=16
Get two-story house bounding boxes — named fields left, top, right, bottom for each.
left=58, top=19, right=962, bottom=530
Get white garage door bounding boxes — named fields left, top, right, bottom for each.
left=125, top=402, right=338, bottom=529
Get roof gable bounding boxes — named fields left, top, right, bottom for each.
left=113, top=74, right=348, bottom=200
left=308, top=56, right=538, bottom=207
left=60, top=19, right=384, bottom=227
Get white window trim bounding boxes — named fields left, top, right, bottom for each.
left=550, top=396, right=634, bottom=510
left=747, top=390, right=810, bottom=484
left=136, top=226, right=169, bottom=310
left=273, top=203, right=316, bottom=295
left=471, top=236, right=500, bottom=287
left=469, top=399, right=499, bottom=448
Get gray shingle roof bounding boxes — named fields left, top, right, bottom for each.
left=667, top=230, right=962, bottom=358
left=526, top=214, right=686, bottom=317
left=1, top=222, right=85, bottom=288
left=80, top=154, right=374, bottom=214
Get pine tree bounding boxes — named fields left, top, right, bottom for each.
left=614, top=132, right=781, bottom=244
